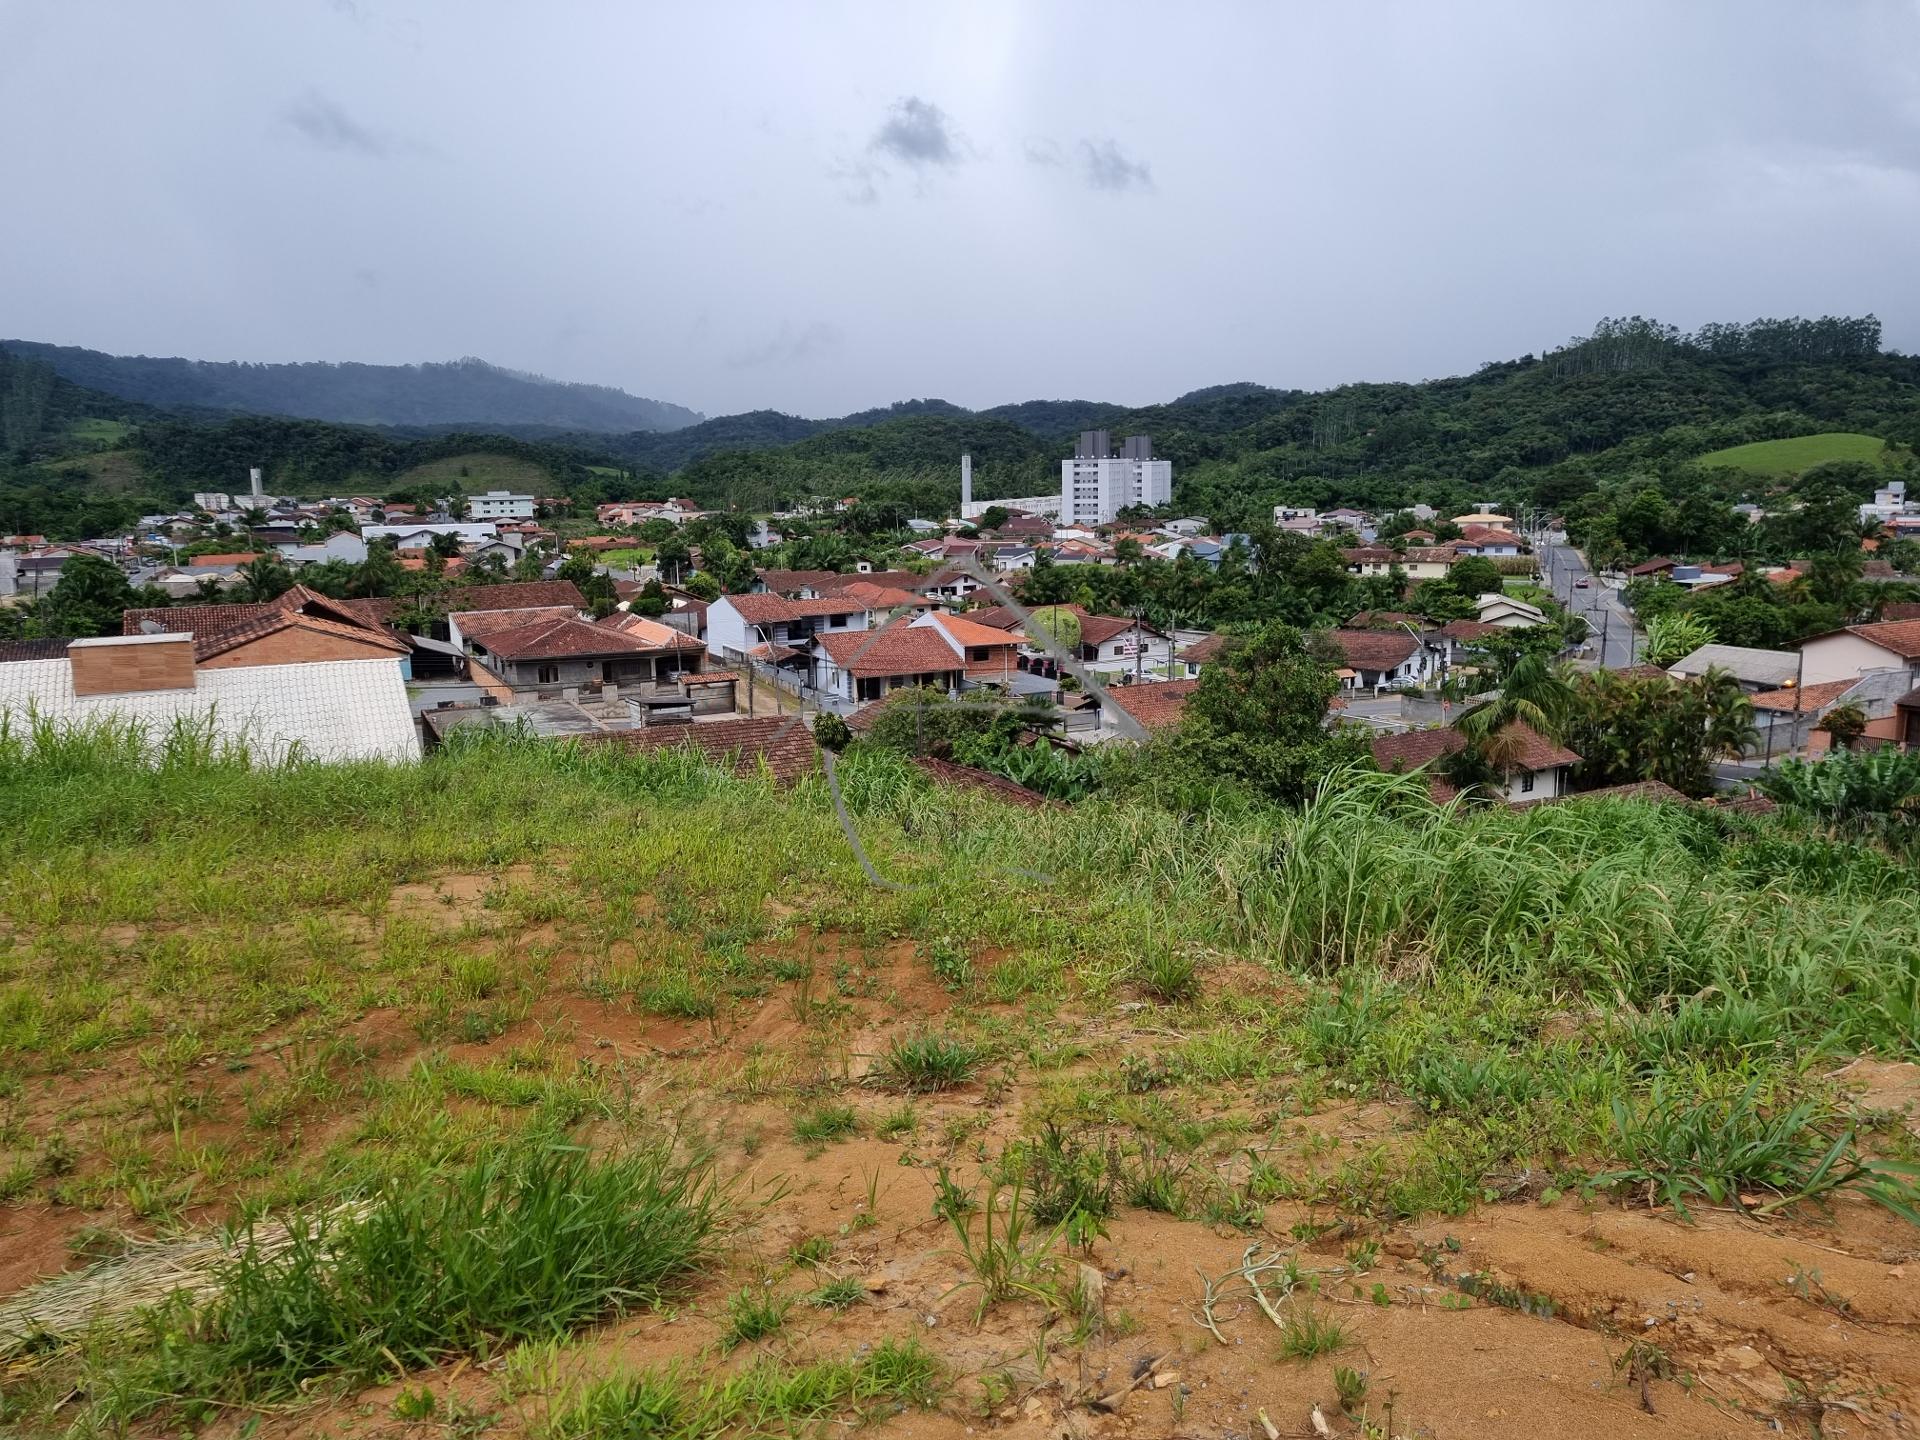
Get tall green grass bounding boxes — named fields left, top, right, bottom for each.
left=544, top=1339, right=940, bottom=1439
left=112, top=1145, right=719, bottom=1419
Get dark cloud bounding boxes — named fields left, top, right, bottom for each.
left=281, top=91, right=386, bottom=156
left=1080, top=138, right=1152, bottom=192
left=870, top=96, right=963, bottom=169
left=725, top=320, right=844, bottom=370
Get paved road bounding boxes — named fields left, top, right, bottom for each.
left=1537, top=538, right=1641, bottom=669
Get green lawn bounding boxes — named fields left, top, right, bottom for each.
left=66, top=417, right=131, bottom=446
left=394, top=452, right=552, bottom=493
left=1697, top=432, right=1891, bottom=477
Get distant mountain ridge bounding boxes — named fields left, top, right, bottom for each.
left=0, top=341, right=704, bottom=434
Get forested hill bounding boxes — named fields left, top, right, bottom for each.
left=0, top=342, right=703, bottom=434
left=620, top=316, right=1920, bottom=526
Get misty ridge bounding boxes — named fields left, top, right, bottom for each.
left=0, top=341, right=705, bottom=435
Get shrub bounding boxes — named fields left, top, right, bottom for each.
left=127, top=1146, right=718, bottom=1415
left=871, top=1034, right=983, bottom=1093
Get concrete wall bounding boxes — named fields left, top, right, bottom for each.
left=1800, top=633, right=1916, bottom=686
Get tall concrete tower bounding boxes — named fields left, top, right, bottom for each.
left=960, top=453, right=972, bottom=513
left=248, top=467, right=264, bottom=506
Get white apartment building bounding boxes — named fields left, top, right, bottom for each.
left=468, top=490, right=537, bottom=520
left=1060, top=431, right=1172, bottom=526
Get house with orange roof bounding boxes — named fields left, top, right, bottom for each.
left=810, top=620, right=966, bottom=703
left=908, top=609, right=1032, bottom=689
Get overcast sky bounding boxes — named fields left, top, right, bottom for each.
left=4, top=1, right=1918, bottom=419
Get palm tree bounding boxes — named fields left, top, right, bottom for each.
left=1453, top=650, right=1573, bottom=780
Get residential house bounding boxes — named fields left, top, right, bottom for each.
left=1023, top=606, right=1175, bottom=678
left=907, top=610, right=1030, bottom=689
left=705, top=593, right=871, bottom=667
left=809, top=621, right=966, bottom=703
left=0, top=633, right=419, bottom=763
left=1796, top=620, right=1920, bottom=687
left=987, top=544, right=1036, bottom=572
left=923, top=566, right=985, bottom=603
left=1455, top=527, right=1529, bottom=557
left=1343, top=545, right=1457, bottom=581
left=1475, top=595, right=1547, bottom=629
left=461, top=611, right=711, bottom=691
left=1667, top=643, right=1799, bottom=692
left=1176, top=632, right=1230, bottom=677
left=1749, top=669, right=1918, bottom=756
left=1451, top=511, right=1513, bottom=528
left=1103, top=678, right=1203, bottom=734
left=1436, top=618, right=1506, bottom=663
left=1327, top=629, right=1439, bottom=689
left=1371, top=722, right=1578, bottom=804
left=274, top=531, right=369, bottom=565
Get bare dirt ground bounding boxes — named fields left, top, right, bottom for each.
left=4, top=870, right=1917, bottom=1440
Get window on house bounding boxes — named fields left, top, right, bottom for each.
left=1519, top=771, right=1535, bottom=794
left=537, top=664, right=559, bottom=684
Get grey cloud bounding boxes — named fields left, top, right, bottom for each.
left=281, top=91, right=386, bottom=156
left=1023, top=137, right=1065, bottom=167
left=726, top=320, right=844, bottom=370
left=871, top=96, right=963, bottom=169
left=1080, top=138, right=1152, bottom=192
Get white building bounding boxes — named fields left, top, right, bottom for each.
left=1060, top=431, right=1172, bottom=527
left=0, top=637, right=419, bottom=764
left=468, top=490, right=537, bottom=520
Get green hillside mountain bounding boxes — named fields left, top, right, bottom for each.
left=1, top=341, right=704, bottom=434
left=8, top=315, right=1920, bottom=543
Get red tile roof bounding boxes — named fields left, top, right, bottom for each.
left=596, top=612, right=706, bottom=650
left=1438, top=619, right=1505, bottom=642
left=194, top=609, right=413, bottom=663
left=580, top=716, right=819, bottom=784
left=913, top=756, right=1056, bottom=809
left=1837, top=620, right=1920, bottom=659
left=1074, top=612, right=1166, bottom=647
left=1178, top=632, right=1232, bottom=665
left=453, top=606, right=580, bottom=640
left=724, top=593, right=873, bottom=625
left=458, top=580, right=588, bottom=612
left=1103, top=678, right=1202, bottom=732
left=958, top=605, right=1024, bottom=630
left=1347, top=611, right=1429, bottom=630
left=1328, top=629, right=1418, bottom=671
left=925, top=612, right=1022, bottom=649
left=835, top=581, right=930, bottom=610
left=817, top=569, right=925, bottom=595
left=124, top=602, right=279, bottom=638
left=812, top=623, right=965, bottom=678
left=188, top=552, right=266, bottom=567
left=1749, top=678, right=1856, bottom=712
left=1370, top=721, right=1578, bottom=775
left=473, top=615, right=685, bottom=661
